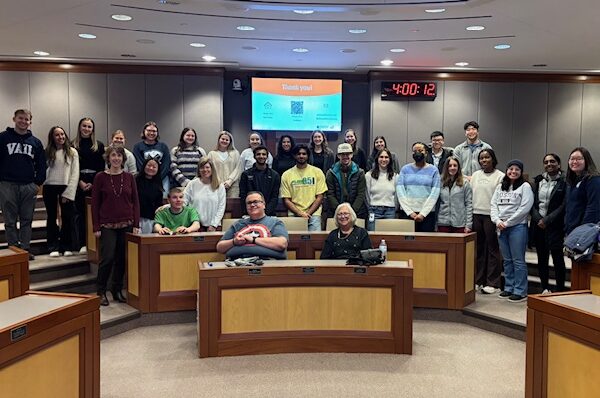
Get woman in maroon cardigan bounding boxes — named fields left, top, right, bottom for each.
left=91, top=146, right=140, bottom=306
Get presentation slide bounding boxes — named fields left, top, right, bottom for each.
left=252, top=78, right=342, bottom=132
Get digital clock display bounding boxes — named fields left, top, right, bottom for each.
left=381, top=81, right=437, bottom=100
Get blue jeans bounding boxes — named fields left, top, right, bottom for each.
left=498, top=223, right=528, bottom=296
left=308, top=215, right=322, bottom=231
left=367, top=206, right=396, bottom=231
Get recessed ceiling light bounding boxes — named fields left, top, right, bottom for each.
left=466, top=25, right=485, bottom=31
left=136, top=39, right=155, bottom=44
left=292, top=48, right=309, bottom=53
left=121, top=54, right=136, bottom=57
left=349, top=29, right=367, bottom=34
left=111, top=14, right=133, bottom=21
left=237, top=25, right=255, bottom=31
left=78, top=33, right=96, bottom=39
left=494, top=44, right=511, bottom=50
left=202, top=55, right=216, bottom=61
left=390, top=48, right=406, bottom=53
left=532, top=64, right=547, bottom=67
left=411, top=29, right=420, bottom=33
left=33, top=50, right=49, bottom=56
left=425, top=8, right=446, bottom=13
left=241, top=46, right=257, bottom=50
left=455, top=62, right=469, bottom=67
left=190, top=42, right=206, bottom=48
left=380, top=59, right=394, bottom=66
left=340, top=48, right=356, bottom=53
left=293, top=9, right=314, bottom=15
left=158, top=0, right=180, bottom=4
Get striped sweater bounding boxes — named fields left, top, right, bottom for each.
left=396, top=163, right=441, bottom=217
left=170, top=145, right=206, bottom=187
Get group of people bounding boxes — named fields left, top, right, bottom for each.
left=1, top=109, right=598, bottom=306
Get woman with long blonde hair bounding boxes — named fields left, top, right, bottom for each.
left=207, top=130, right=241, bottom=197
left=183, top=157, right=226, bottom=231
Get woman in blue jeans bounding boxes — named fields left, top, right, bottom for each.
left=490, top=159, right=534, bottom=303
left=365, top=148, right=398, bottom=230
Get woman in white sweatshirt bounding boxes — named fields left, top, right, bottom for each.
left=365, top=148, right=398, bottom=230
left=491, top=159, right=534, bottom=303
left=44, top=126, right=80, bottom=257
left=207, top=131, right=241, bottom=198
left=184, top=157, right=226, bottom=231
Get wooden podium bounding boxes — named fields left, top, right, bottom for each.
left=198, top=260, right=413, bottom=358
left=0, top=292, right=100, bottom=397
left=570, top=253, right=600, bottom=293
left=0, top=246, right=29, bottom=302
left=526, top=290, right=600, bottom=397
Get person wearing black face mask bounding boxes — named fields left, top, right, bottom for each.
left=396, top=142, right=441, bottom=232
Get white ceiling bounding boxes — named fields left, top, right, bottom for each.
left=1, top=0, right=599, bottom=73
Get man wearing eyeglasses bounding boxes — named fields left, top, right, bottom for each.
left=217, top=191, right=289, bottom=259
left=426, top=131, right=453, bottom=173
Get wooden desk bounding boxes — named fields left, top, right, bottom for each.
left=526, top=291, right=600, bottom=398
left=0, top=291, right=100, bottom=397
left=126, top=231, right=475, bottom=313
left=198, top=260, right=413, bottom=357
left=570, top=253, right=600, bottom=293
left=0, top=246, right=29, bottom=302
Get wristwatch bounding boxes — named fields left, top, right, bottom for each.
left=252, top=236, right=257, bottom=244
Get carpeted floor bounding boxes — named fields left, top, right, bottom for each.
left=100, top=320, right=525, bottom=398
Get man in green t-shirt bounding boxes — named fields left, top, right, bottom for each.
left=154, top=187, right=200, bottom=235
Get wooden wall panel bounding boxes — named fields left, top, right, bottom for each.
left=107, top=74, right=146, bottom=146
left=29, top=72, right=69, bottom=140
left=68, top=73, right=108, bottom=142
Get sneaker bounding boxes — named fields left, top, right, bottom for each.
left=79, top=246, right=87, bottom=255
left=541, top=289, right=551, bottom=295
left=49, top=251, right=60, bottom=257
left=482, top=286, right=500, bottom=294
left=28, top=253, right=35, bottom=261
left=498, top=290, right=512, bottom=299
left=64, top=251, right=74, bottom=257
left=475, top=284, right=482, bottom=293
left=508, top=294, right=527, bottom=303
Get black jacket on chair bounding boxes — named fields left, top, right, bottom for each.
left=530, top=173, right=567, bottom=250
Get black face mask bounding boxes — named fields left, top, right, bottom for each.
left=412, top=152, right=425, bottom=162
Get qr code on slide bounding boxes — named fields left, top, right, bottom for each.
left=291, top=101, right=304, bottom=115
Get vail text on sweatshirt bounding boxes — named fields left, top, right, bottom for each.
left=0, top=127, right=46, bottom=185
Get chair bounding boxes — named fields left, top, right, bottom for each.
left=277, top=217, right=309, bottom=231
left=221, top=218, right=239, bottom=231
left=325, top=218, right=366, bottom=231
left=374, top=219, right=415, bottom=232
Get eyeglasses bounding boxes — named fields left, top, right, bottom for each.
left=569, top=157, right=584, bottom=162
left=337, top=212, right=351, bottom=218
left=246, top=200, right=264, bottom=207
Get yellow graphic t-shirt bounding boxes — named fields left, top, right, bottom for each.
left=280, top=165, right=327, bottom=216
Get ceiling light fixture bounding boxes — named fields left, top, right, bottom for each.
left=425, top=8, right=446, bottom=13
left=390, top=48, right=406, bottom=53
left=455, top=62, right=469, bottom=67
left=111, top=14, right=133, bottom=21
left=380, top=59, right=394, bottom=66
left=121, top=54, right=136, bottom=57
left=241, top=46, right=257, bottom=50
left=293, top=9, right=314, bottom=15
left=466, top=25, right=485, bottom=31
left=78, top=33, right=96, bottom=39
left=494, top=44, right=511, bottom=50
left=237, top=25, right=255, bottom=31
left=340, top=49, right=356, bottom=53
left=349, top=29, right=367, bottom=34
left=136, top=39, right=155, bottom=44
left=190, top=42, right=206, bottom=48
left=33, top=50, right=50, bottom=56
left=202, top=55, right=216, bottom=61
left=292, top=48, right=309, bottom=53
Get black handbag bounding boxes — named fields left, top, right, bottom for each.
left=346, top=249, right=384, bottom=266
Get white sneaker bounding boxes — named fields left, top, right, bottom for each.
left=64, top=251, right=74, bottom=257
left=79, top=246, right=87, bottom=255
left=482, top=286, right=500, bottom=294
left=541, top=289, right=551, bottom=295
left=475, top=284, right=481, bottom=293
left=49, top=251, right=60, bottom=257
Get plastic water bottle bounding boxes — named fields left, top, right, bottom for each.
left=379, top=239, right=387, bottom=262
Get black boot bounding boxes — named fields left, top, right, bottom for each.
left=111, top=290, right=127, bottom=303
left=98, top=291, right=109, bottom=306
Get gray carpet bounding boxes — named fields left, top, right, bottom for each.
left=100, top=320, right=525, bottom=398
